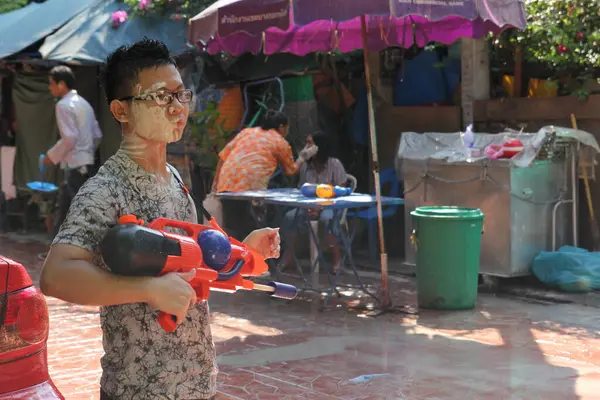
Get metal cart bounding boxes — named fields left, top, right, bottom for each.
left=398, top=129, right=583, bottom=278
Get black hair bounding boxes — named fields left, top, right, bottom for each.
left=310, top=130, right=332, bottom=165
left=50, top=65, right=75, bottom=89
left=259, top=110, right=288, bottom=131
left=99, top=37, right=177, bottom=105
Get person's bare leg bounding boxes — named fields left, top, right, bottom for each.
left=279, top=208, right=304, bottom=273
left=279, top=234, right=298, bottom=272
left=326, top=233, right=341, bottom=273
left=319, top=209, right=340, bottom=274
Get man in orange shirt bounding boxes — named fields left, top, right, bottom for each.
left=212, top=110, right=317, bottom=239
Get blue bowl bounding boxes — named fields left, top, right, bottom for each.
left=26, top=181, right=59, bottom=192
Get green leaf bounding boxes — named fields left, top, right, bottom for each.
left=0, top=0, right=28, bottom=14
left=496, top=0, right=600, bottom=70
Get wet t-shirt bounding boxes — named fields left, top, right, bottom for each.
left=52, top=149, right=217, bottom=399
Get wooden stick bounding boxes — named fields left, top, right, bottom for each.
left=513, top=45, right=523, bottom=97
left=361, top=15, right=391, bottom=308
left=252, top=283, right=276, bottom=293
left=570, top=113, right=600, bottom=250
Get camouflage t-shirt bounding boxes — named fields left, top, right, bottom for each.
left=52, top=149, right=218, bottom=399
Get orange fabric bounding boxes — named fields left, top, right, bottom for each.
left=208, top=87, right=244, bottom=137
left=217, top=127, right=297, bottom=193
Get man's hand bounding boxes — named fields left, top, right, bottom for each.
left=42, top=154, right=53, bottom=167
left=146, top=270, right=197, bottom=324
left=243, top=227, right=280, bottom=259
left=298, top=145, right=318, bottom=162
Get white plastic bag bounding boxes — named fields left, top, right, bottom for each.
left=202, top=194, right=223, bottom=226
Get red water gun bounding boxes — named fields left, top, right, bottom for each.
left=99, top=215, right=297, bottom=332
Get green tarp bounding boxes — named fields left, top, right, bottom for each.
left=12, top=71, right=60, bottom=187
left=282, top=75, right=315, bottom=103
left=0, top=0, right=100, bottom=59
left=40, top=0, right=189, bottom=64
left=67, top=67, right=121, bottom=166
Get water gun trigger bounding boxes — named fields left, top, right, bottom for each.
left=228, top=239, right=269, bottom=277
left=207, top=217, right=227, bottom=235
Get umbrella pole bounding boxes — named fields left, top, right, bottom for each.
left=360, top=15, right=391, bottom=308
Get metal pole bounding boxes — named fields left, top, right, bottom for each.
left=572, top=142, right=579, bottom=247
left=309, top=220, right=320, bottom=288
left=360, top=15, right=390, bottom=308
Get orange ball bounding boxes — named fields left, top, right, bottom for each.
left=316, top=184, right=334, bottom=199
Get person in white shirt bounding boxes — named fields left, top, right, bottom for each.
left=43, top=65, right=103, bottom=238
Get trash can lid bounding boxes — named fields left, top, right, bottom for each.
left=411, top=206, right=484, bottom=220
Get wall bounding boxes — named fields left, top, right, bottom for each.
left=375, top=104, right=462, bottom=170
left=473, top=95, right=600, bottom=133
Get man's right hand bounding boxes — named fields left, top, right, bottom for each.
left=41, top=245, right=197, bottom=317
left=146, top=270, right=197, bottom=324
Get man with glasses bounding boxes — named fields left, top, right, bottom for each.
left=44, top=65, right=103, bottom=239
left=40, top=38, right=280, bottom=400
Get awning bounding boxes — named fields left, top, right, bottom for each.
left=0, top=0, right=101, bottom=59
left=40, top=0, right=189, bottom=64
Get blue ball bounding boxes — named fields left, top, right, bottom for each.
left=197, top=229, right=232, bottom=270
left=301, top=183, right=317, bottom=197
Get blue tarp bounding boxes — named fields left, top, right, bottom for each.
left=40, top=0, right=189, bottom=64
left=532, top=246, right=600, bottom=293
left=392, top=49, right=461, bottom=106
left=0, top=0, right=100, bottom=59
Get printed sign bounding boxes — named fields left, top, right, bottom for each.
left=218, top=0, right=290, bottom=37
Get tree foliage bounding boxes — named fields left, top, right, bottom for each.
left=0, top=0, right=31, bottom=14
left=494, top=0, right=600, bottom=78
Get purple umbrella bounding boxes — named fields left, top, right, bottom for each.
left=189, top=0, right=526, bottom=308
left=190, top=0, right=526, bottom=55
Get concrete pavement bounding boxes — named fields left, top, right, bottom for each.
left=3, top=234, right=600, bottom=399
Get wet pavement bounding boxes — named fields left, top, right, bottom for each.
left=3, top=234, right=600, bottom=399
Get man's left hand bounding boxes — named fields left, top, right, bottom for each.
left=243, top=228, right=280, bottom=260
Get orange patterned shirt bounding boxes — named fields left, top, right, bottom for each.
left=216, top=127, right=297, bottom=192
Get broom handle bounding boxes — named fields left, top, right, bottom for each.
left=570, top=114, right=595, bottom=220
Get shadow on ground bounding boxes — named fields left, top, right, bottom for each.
left=209, top=280, right=590, bottom=399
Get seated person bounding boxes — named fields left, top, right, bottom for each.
left=280, top=131, right=347, bottom=272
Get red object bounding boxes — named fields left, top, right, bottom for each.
left=502, top=138, right=524, bottom=158
left=0, top=256, right=64, bottom=400
left=484, top=139, right=524, bottom=160
left=108, top=215, right=269, bottom=333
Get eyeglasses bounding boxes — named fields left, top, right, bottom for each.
left=118, top=89, right=194, bottom=106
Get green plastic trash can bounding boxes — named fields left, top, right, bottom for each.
left=410, top=206, right=485, bottom=310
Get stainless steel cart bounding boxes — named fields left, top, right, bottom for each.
left=398, top=131, right=580, bottom=278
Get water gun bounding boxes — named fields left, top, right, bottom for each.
left=99, top=215, right=297, bottom=333
left=300, top=183, right=352, bottom=199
